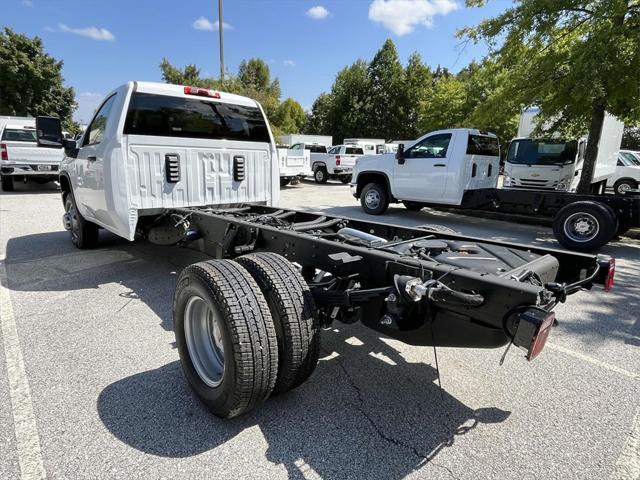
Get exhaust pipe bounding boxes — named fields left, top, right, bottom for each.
left=337, top=227, right=387, bottom=247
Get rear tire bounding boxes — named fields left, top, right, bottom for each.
left=236, top=253, right=321, bottom=394
left=613, top=179, right=637, bottom=195
left=360, top=182, right=389, bottom=215
left=173, top=260, right=279, bottom=418
left=280, top=178, right=291, bottom=188
left=64, top=193, right=99, bottom=249
left=1, top=176, right=14, bottom=192
left=314, top=166, right=328, bottom=184
left=552, top=201, right=617, bottom=251
left=339, top=175, right=351, bottom=184
left=403, top=201, right=423, bottom=211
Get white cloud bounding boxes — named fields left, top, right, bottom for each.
left=368, top=0, right=459, bottom=36
left=283, top=60, right=296, bottom=67
left=306, top=6, right=330, bottom=20
left=47, top=23, right=115, bottom=41
left=192, top=17, right=232, bottom=31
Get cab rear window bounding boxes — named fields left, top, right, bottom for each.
left=123, top=92, right=270, bottom=142
left=1, top=128, right=37, bottom=142
left=467, top=134, right=500, bottom=156
left=345, top=147, right=363, bottom=155
left=306, top=145, right=327, bottom=153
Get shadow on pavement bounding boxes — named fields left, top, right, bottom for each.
left=96, top=325, right=510, bottom=478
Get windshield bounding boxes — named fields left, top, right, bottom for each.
left=620, top=152, right=640, bottom=166
left=1, top=128, right=37, bottom=142
left=306, top=145, right=327, bottom=153
left=507, top=139, right=578, bottom=166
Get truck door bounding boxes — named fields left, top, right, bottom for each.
left=393, top=133, right=451, bottom=200
left=74, top=93, right=118, bottom=228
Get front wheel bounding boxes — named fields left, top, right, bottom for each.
left=173, top=260, right=279, bottom=418
left=552, top=201, right=617, bottom=251
left=613, top=179, right=637, bottom=195
left=64, top=193, right=99, bottom=249
left=360, top=182, right=389, bottom=215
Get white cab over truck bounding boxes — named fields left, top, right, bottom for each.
left=504, top=108, right=624, bottom=192
left=312, top=144, right=364, bottom=184
left=0, top=117, right=64, bottom=191
left=33, top=86, right=617, bottom=420
left=351, top=128, right=640, bottom=250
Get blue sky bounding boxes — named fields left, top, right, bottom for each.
left=6, top=0, right=509, bottom=123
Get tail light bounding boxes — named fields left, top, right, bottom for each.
left=184, top=86, right=221, bottom=99
left=512, top=308, right=556, bottom=361
left=604, top=258, right=615, bottom=291
left=335, top=155, right=341, bottom=166
left=1, top=143, right=7, bottom=161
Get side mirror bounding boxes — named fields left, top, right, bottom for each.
left=36, top=116, right=63, bottom=148
left=63, top=138, right=79, bottom=158
left=396, top=144, right=405, bottom=164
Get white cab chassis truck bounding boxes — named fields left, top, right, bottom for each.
left=35, top=84, right=616, bottom=419
left=351, top=128, right=640, bottom=250
left=504, top=108, right=624, bottom=192
left=0, top=117, right=64, bottom=191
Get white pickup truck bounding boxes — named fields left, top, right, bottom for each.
left=276, top=146, right=310, bottom=187
left=351, top=128, right=640, bottom=250
left=0, top=119, right=63, bottom=191
left=36, top=81, right=279, bottom=245
left=311, top=144, right=364, bottom=184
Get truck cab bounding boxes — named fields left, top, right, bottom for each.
left=351, top=129, right=500, bottom=213
left=36, top=81, right=279, bottom=245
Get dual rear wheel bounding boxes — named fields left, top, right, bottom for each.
left=173, top=253, right=321, bottom=418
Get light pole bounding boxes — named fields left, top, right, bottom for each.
left=218, top=0, right=224, bottom=83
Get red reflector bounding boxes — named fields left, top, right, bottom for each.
left=604, top=258, right=615, bottom=291
left=335, top=155, right=341, bottom=166
left=1, top=143, right=7, bottom=161
left=527, top=312, right=555, bottom=361
left=184, top=86, right=221, bottom=99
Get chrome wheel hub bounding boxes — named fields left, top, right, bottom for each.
left=364, top=190, right=380, bottom=209
left=184, top=296, right=225, bottom=387
left=564, top=212, right=599, bottom=242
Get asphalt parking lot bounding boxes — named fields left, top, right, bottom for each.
left=1, top=180, right=638, bottom=480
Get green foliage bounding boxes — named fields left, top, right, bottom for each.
left=622, top=125, right=640, bottom=151
left=307, top=38, right=518, bottom=147
left=0, top=28, right=76, bottom=123
left=461, top=0, right=640, bottom=191
left=273, top=98, right=306, bottom=134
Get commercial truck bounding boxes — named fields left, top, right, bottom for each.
left=351, top=128, right=639, bottom=250
left=503, top=107, right=624, bottom=192
left=34, top=82, right=616, bottom=419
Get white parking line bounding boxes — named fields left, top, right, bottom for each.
left=0, top=255, right=46, bottom=480
left=611, top=409, right=640, bottom=480
left=546, top=342, right=639, bottom=380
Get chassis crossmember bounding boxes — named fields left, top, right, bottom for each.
left=160, top=204, right=612, bottom=356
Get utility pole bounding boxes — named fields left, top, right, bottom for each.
left=218, top=0, right=225, bottom=83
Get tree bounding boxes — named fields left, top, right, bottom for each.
left=622, top=125, right=640, bottom=150
left=0, top=28, right=76, bottom=128
left=367, top=39, right=406, bottom=139
left=273, top=98, right=306, bottom=134
left=462, top=0, right=640, bottom=192
left=159, top=58, right=205, bottom=86
left=403, top=52, right=432, bottom=139
left=306, top=93, right=333, bottom=135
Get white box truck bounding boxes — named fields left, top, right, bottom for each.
left=504, top=108, right=624, bottom=192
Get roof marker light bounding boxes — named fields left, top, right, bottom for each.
left=184, top=86, right=221, bottom=99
